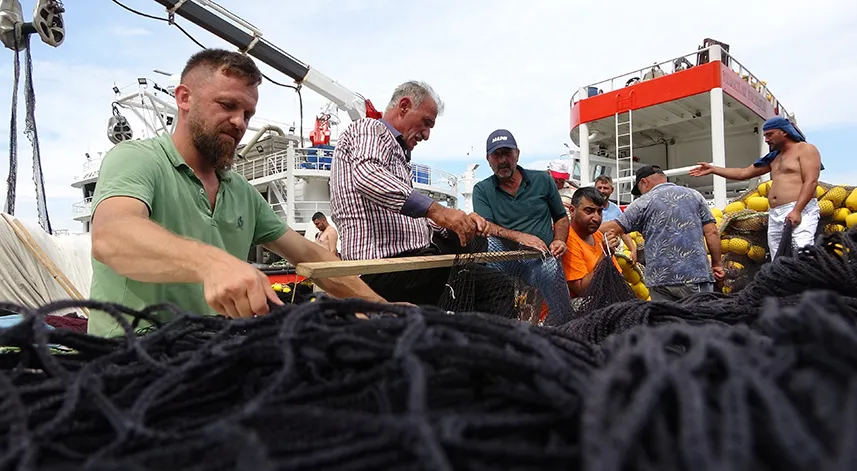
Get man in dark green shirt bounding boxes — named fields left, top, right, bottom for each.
left=89, top=48, right=387, bottom=337
left=472, top=129, right=573, bottom=326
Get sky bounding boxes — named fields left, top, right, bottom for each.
left=1, top=0, right=856, bottom=233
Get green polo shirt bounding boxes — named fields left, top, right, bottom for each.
left=87, top=132, right=288, bottom=337
left=472, top=166, right=566, bottom=247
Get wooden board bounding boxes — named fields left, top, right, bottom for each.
left=296, top=250, right=544, bottom=279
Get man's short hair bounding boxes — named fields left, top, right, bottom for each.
left=180, top=48, right=263, bottom=86
left=594, top=175, right=613, bottom=185
left=571, top=186, right=605, bottom=207
left=312, top=212, right=326, bottom=221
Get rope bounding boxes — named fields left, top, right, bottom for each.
left=3, top=23, right=22, bottom=216
left=22, top=29, right=51, bottom=234
left=0, top=228, right=854, bottom=470
left=2, top=24, right=52, bottom=233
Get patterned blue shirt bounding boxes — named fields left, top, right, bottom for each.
left=615, top=182, right=715, bottom=287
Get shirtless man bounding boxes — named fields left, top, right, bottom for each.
left=311, top=212, right=338, bottom=255
left=690, top=116, right=822, bottom=258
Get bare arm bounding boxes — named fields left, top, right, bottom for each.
left=702, top=221, right=725, bottom=282
left=702, top=222, right=722, bottom=268
left=264, top=230, right=386, bottom=302
left=599, top=220, right=626, bottom=237
left=328, top=230, right=339, bottom=254
left=793, top=144, right=822, bottom=213
left=92, top=197, right=224, bottom=284
left=479, top=220, right=549, bottom=252
left=553, top=216, right=570, bottom=246
left=691, top=162, right=771, bottom=181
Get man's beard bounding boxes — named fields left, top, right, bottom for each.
left=189, top=114, right=236, bottom=170
left=497, top=164, right=513, bottom=179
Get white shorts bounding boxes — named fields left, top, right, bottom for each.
left=768, top=198, right=820, bottom=259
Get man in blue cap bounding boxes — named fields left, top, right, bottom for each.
left=690, top=116, right=822, bottom=258
left=471, top=129, right=574, bottom=325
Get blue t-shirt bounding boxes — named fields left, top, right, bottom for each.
left=615, top=182, right=715, bottom=287
left=603, top=201, right=622, bottom=222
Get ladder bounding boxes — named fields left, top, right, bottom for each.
left=614, top=109, right=634, bottom=205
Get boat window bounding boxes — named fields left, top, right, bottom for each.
left=592, top=164, right=611, bottom=180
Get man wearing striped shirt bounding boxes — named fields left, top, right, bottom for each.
left=329, top=81, right=489, bottom=306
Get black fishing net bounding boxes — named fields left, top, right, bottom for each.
left=438, top=235, right=570, bottom=326
left=557, top=227, right=857, bottom=346
left=2, top=25, right=51, bottom=232
left=773, top=219, right=795, bottom=259
left=0, top=229, right=856, bottom=470
left=571, top=248, right=637, bottom=319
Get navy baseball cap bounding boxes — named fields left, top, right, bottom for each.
left=486, top=129, right=518, bottom=155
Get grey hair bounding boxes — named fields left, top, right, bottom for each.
left=385, top=81, right=444, bottom=115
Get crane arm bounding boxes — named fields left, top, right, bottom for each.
left=151, top=0, right=381, bottom=121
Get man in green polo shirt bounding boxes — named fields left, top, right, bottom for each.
left=472, top=129, right=573, bottom=326
left=88, top=48, right=387, bottom=337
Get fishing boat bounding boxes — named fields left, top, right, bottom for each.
left=569, top=38, right=790, bottom=210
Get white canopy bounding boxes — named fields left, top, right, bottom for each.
left=0, top=214, right=91, bottom=316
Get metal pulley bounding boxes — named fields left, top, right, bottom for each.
left=107, top=104, right=132, bottom=145
left=0, top=0, right=25, bottom=50
left=32, top=0, right=64, bottom=47
left=0, top=0, right=64, bottom=51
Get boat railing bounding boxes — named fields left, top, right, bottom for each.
left=571, top=48, right=704, bottom=101
left=81, top=158, right=101, bottom=174
left=570, top=45, right=786, bottom=118
left=232, top=149, right=290, bottom=181
left=72, top=197, right=93, bottom=215
left=718, top=49, right=790, bottom=120
left=294, top=146, right=334, bottom=173
left=270, top=200, right=331, bottom=224
left=233, top=144, right=459, bottom=195
left=72, top=157, right=103, bottom=183
left=411, top=163, right=459, bottom=194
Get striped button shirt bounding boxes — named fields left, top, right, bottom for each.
left=329, top=118, right=438, bottom=260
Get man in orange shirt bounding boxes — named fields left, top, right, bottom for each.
left=562, top=187, right=620, bottom=297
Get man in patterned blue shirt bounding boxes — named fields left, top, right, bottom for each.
left=601, top=165, right=725, bottom=301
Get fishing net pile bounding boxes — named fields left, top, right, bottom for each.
left=0, top=229, right=856, bottom=470
left=717, top=179, right=857, bottom=293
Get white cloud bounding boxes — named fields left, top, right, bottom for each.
left=1, top=0, right=855, bottom=232
left=0, top=58, right=142, bottom=231
left=111, top=27, right=151, bottom=37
